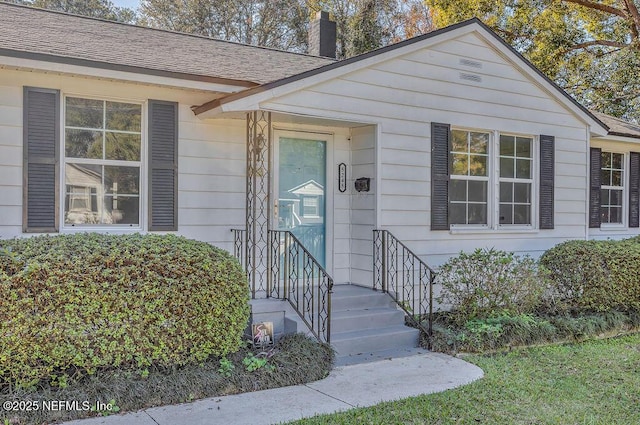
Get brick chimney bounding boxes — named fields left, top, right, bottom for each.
left=308, top=11, right=336, bottom=59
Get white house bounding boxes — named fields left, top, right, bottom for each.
left=1, top=3, right=639, bottom=352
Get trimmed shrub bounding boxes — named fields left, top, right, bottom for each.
left=0, top=233, right=250, bottom=389
left=435, top=248, right=547, bottom=324
left=540, top=238, right=640, bottom=313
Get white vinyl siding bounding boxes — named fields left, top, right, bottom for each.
left=0, top=84, right=23, bottom=235
left=349, top=125, right=376, bottom=286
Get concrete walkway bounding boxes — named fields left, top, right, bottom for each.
left=65, top=352, right=483, bottom=425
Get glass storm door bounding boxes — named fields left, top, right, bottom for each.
left=275, top=137, right=327, bottom=267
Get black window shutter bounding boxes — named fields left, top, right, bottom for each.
left=431, top=122, right=450, bottom=230
left=589, top=147, right=602, bottom=228
left=148, top=100, right=178, bottom=231
left=539, top=135, right=555, bottom=229
left=629, top=152, right=640, bottom=228
left=23, top=87, right=59, bottom=233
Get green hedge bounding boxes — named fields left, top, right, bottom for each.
left=539, top=237, right=640, bottom=313
left=0, top=233, right=249, bottom=389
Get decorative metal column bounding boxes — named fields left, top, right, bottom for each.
left=246, top=111, right=272, bottom=297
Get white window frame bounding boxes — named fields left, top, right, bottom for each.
left=449, top=128, right=492, bottom=229
left=60, top=94, right=147, bottom=232
left=600, top=150, right=626, bottom=228
left=449, top=128, right=538, bottom=232
left=497, top=133, right=536, bottom=229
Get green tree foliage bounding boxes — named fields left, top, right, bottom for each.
left=137, top=0, right=431, bottom=57
left=9, top=0, right=136, bottom=22
left=138, top=0, right=309, bottom=51
left=307, top=0, right=433, bottom=57
left=426, top=0, right=640, bottom=122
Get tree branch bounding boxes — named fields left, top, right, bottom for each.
left=612, top=91, right=640, bottom=101
left=563, top=0, right=628, bottom=18
left=493, top=27, right=522, bottom=40
left=623, top=0, right=640, bottom=41
left=563, top=39, right=630, bottom=54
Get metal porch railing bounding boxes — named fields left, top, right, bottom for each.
left=231, top=228, right=332, bottom=343
left=373, top=229, right=436, bottom=348
left=232, top=228, right=247, bottom=274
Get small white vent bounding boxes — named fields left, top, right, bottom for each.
left=459, top=58, right=483, bottom=69
left=460, top=73, right=482, bottom=83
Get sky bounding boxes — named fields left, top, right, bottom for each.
left=112, top=0, right=140, bottom=9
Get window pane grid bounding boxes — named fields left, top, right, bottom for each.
left=66, top=126, right=140, bottom=135
left=450, top=129, right=490, bottom=225
left=600, top=186, right=623, bottom=223
left=65, top=98, right=141, bottom=162
left=499, top=135, right=533, bottom=225
left=64, top=97, right=142, bottom=227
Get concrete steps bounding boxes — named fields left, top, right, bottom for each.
left=332, top=308, right=405, bottom=333
left=331, top=286, right=398, bottom=311
left=330, top=285, right=420, bottom=365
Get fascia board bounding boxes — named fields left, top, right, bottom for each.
left=592, top=134, right=640, bottom=144
left=0, top=55, right=246, bottom=93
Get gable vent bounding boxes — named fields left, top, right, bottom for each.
left=459, top=58, right=482, bottom=69
left=460, top=73, right=482, bottom=83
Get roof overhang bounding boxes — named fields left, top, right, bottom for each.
left=194, top=19, right=609, bottom=136
left=0, top=49, right=257, bottom=93
left=592, top=134, right=640, bottom=144
left=590, top=111, right=640, bottom=140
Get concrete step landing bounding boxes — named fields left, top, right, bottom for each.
left=331, top=285, right=420, bottom=366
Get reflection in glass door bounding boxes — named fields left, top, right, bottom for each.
left=277, top=137, right=326, bottom=267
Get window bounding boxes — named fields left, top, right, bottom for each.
left=302, top=196, right=319, bottom=217
left=63, top=97, right=142, bottom=226
left=449, top=130, right=489, bottom=225
left=600, top=151, right=624, bottom=224
left=433, top=123, right=552, bottom=232
left=499, top=135, right=533, bottom=225
left=23, top=87, right=178, bottom=233
left=444, top=127, right=538, bottom=229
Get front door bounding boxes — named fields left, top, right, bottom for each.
left=273, top=134, right=328, bottom=267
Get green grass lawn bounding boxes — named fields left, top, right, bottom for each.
left=291, top=334, right=640, bottom=425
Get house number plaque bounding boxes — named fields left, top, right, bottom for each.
left=338, top=163, right=347, bottom=193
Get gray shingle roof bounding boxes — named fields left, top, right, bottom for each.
left=592, top=111, right=640, bottom=140
left=0, top=2, right=334, bottom=86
